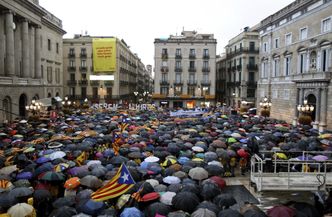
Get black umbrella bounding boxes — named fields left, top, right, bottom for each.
left=172, top=191, right=200, bottom=213
left=109, top=156, right=128, bottom=166
left=181, top=183, right=200, bottom=196
left=11, top=187, right=34, bottom=198
left=218, top=208, right=243, bottom=217
left=49, top=206, right=77, bottom=217
left=145, top=202, right=172, bottom=217
left=167, top=183, right=182, bottom=193
left=0, top=192, right=18, bottom=209
left=33, top=189, right=52, bottom=202
left=243, top=209, right=267, bottom=217
left=288, top=202, right=320, bottom=217
left=52, top=197, right=75, bottom=208
left=201, top=182, right=221, bottom=201
left=204, top=165, right=225, bottom=177
left=197, top=201, right=220, bottom=215
left=213, top=194, right=237, bottom=209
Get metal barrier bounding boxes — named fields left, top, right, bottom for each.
left=250, top=152, right=332, bottom=192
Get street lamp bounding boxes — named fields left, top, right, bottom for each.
left=26, top=99, right=41, bottom=118
left=297, top=98, right=314, bottom=125
left=133, top=91, right=139, bottom=104
left=259, top=96, right=272, bottom=117
left=143, top=91, right=149, bottom=103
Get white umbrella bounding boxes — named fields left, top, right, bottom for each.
left=86, top=160, right=102, bottom=167
left=189, top=167, right=208, bottom=180
left=208, top=161, right=223, bottom=167
left=160, top=191, right=176, bottom=205
left=231, top=132, right=242, bottom=138
left=145, top=179, right=159, bottom=188
left=144, top=156, right=160, bottom=163
left=163, top=176, right=181, bottom=185
left=192, top=146, right=204, bottom=153
left=8, top=203, right=34, bottom=217
left=0, top=165, right=18, bottom=175
left=49, top=151, right=66, bottom=160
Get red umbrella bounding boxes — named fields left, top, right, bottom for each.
left=237, top=148, right=249, bottom=158
left=209, top=176, right=226, bottom=189
left=267, top=205, right=296, bottom=217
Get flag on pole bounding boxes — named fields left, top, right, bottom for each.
left=91, top=163, right=135, bottom=201
left=131, top=184, right=143, bottom=202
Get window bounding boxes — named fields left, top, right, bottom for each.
left=174, top=86, right=182, bottom=96
left=249, top=57, right=255, bottom=66
left=203, top=49, right=209, bottom=56
left=299, top=52, right=307, bottom=73
left=161, top=87, right=168, bottom=95
left=203, top=61, right=209, bottom=69
left=300, top=27, right=308, bottom=40
left=202, top=87, right=209, bottom=96
left=41, top=65, right=43, bottom=78
left=161, top=73, right=167, bottom=82
left=263, top=42, right=267, bottom=52
left=188, top=86, right=195, bottom=96
left=274, top=38, right=279, bottom=49
left=56, top=43, right=59, bottom=54
left=70, top=60, right=75, bottom=67
left=247, top=89, right=255, bottom=98
left=203, top=73, right=209, bottom=82
left=175, top=73, right=181, bottom=83
left=162, top=48, right=167, bottom=55
left=261, top=61, right=268, bottom=78
left=47, top=66, right=52, bottom=83
left=106, top=87, right=112, bottom=97
left=92, top=87, right=98, bottom=97
left=322, top=49, right=329, bottom=72
left=285, top=33, right=292, bottom=46
left=176, top=49, right=181, bottom=56
left=81, top=87, right=87, bottom=98
left=189, top=73, right=195, bottom=82
left=175, top=61, right=181, bottom=69
left=285, top=56, right=291, bottom=76
left=55, top=68, right=60, bottom=83
left=48, top=39, right=51, bottom=51
left=70, top=87, right=75, bottom=96
left=190, top=49, right=195, bottom=55
left=81, top=59, right=86, bottom=67
left=69, top=48, right=75, bottom=55
left=70, top=73, right=75, bottom=81
left=189, top=61, right=195, bottom=70
left=322, top=17, right=331, bottom=33
left=249, top=42, right=255, bottom=51
left=248, top=71, right=255, bottom=81
left=273, top=58, right=280, bottom=77
left=81, top=48, right=86, bottom=55
left=82, top=74, right=87, bottom=80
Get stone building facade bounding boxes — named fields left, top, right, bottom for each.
left=0, top=0, right=65, bottom=122
left=257, top=0, right=332, bottom=131
left=153, top=30, right=217, bottom=108
left=63, top=35, right=151, bottom=104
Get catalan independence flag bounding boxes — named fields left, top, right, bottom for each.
left=91, top=164, right=135, bottom=201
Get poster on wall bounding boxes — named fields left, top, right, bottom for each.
left=92, top=38, right=116, bottom=72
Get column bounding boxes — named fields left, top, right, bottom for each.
left=22, top=19, right=30, bottom=78
left=5, top=10, right=15, bottom=76
left=299, top=88, right=304, bottom=104
left=35, top=26, right=41, bottom=78
left=30, top=26, right=35, bottom=78
left=293, top=88, right=299, bottom=126
left=314, top=88, right=321, bottom=129
left=14, top=20, right=20, bottom=76
left=0, top=14, right=5, bottom=76
left=319, top=88, right=327, bottom=132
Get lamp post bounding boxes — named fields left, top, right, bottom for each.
left=133, top=91, right=139, bottom=104
left=143, top=91, right=149, bottom=103
left=240, top=100, right=248, bottom=114
left=82, top=98, right=89, bottom=109
left=25, top=99, right=41, bottom=119
left=297, top=98, right=314, bottom=125
left=259, top=96, right=272, bottom=117
left=62, top=96, right=72, bottom=114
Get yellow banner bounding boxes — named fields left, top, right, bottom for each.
left=93, top=38, right=116, bottom=72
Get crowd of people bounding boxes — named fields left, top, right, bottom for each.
left=0, top=105, right=331, bottom=217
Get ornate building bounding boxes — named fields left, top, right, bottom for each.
left=257, top=0, right=332, bottom=131
left=0, top=0, right=65, bottom=122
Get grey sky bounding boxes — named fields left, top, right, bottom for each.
left=40, top=0, right=294, bottom=68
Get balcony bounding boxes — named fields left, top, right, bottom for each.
left=201, top=80, right=211, bottom=86
left=175, top=67, right=182, bottom=72
left=160, top=80, right=169, bottom=85
left=78, top=80, right=88, bottom=86
left=162, top=53, right=168, bottom=59
left=203, top=54, right=210, bottom=59
left=246, top=81, right=257, bottom=87
left=227, top=67, right=232, bottom=72
left=79, top=66, right=88, bottom=72
left=174, top=80, right=183, bottom=85
left=236, top=65, right=242, bottom=71
left=231, top=66, right=236, bottom=71
left=104, top=81, right=114, bottom=86
left=160, top=66, right=169, bottom=72
left=68, top=53, right=75, bottom=58
left=189, top=54, right=196, bottom=59
left=67, top=80, right=77, bottom=86
left=188, top=67, right=196, bottom=72
left=226, top=47, right=259, bottom=58
left=202, top=67, right=210, bottom=72
left=175, top=54, right=182, bottom=59
left=80, top=53, right=87, bottom=58
left=247, top=64, right=258, bottom=70
left=90, top=80, right=100, bottom=86
left=67, top=66, right=76, bottom=72
left=187, top=80, right=197, bottom=85
left=292, top=71, right=332, bottom=82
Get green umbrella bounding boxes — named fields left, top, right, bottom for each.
left=227, top=137, right=237, bottom=143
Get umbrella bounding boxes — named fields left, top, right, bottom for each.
left=237, top=149, right=249, bottom=158
left=208, top=176, right=226, bottom=189
left=54, top=163, right=70, bottom=172
left=144, top=156, right=160, bottom=163
left=64, top=177, right=80, bottom=189
left=91, top=166, right=107, bottom=178
left=110, top=156, right=128, bottom=166
left=205, top=165, right=224, bottom=177
left=312, top=155, right=328, bottom=161
left=80, top=175, right=102, bottom=189
left=160, top=191, right=176, bottom=205
left=197, top=201, right=220, bottom=215
left=11, top=187, right=34, bottom=198
left=7, top=203, right=34, bottom=217
left=192, top=208, right=216, bottom=217
left=172, top=191, right=200, bottom=213
left=14, top=179, right=31, bottom=188
left=218, top=208, right=243, bottom=217
left=34, top=162, right=54, bottom=177
left=163, top=176, right=181, bottom=185
left=49, top=206, right=77, bottom=217
left=120, top=207, right=144, bottom=217
left=49, top=151, right=66, bottom=160
left=189, top=167, right=208, bottom=180
left=0, top=192, right=17, bottom=209
left=213, top=194, right=237, bottom=209
left=36, top=157, right=51, bottom=164
left=288, top=202, right=320, bottom=217
left=243, top=209, right=267, bottom=217
left=201, top=182, right=222, bottom=201
left=76, top=189, right=93, bottom=204
left=146, top=202, right=171, bottom=217
left=40, top=171, right=65, bottom=181
left=53, top=197, right=75, bottom=208
left=168, top=211, right=190, bottom=217
left=141, top=192, right=160, bottom=202
left=80, top=199, right=105, bottom=215
left=33, top=189, right=52, bottom=201
left=267, top=205, right=295, bottom=217
left=0, top=165, right=17, bottom=175
left=173, top=171, right=187, bottom=179
left=274, top=153, right=288, bottom=160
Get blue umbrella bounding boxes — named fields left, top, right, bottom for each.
left=16, top=172, right=33, bottom=180
left=36, top=157, right=51, bottom=164
left=120, top=207, right=144, bottom=217
left=80, top=199, right=105, bottom=215
left=34, top=162, right=54, bottom=177
left=178, top=157, right=190, bottom=165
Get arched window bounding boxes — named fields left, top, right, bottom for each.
left=309, top=51, right=317, bottom=70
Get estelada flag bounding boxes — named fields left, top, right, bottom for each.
left=91, top=163, right=135, bottom=201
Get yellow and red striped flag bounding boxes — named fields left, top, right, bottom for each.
left=120, top=123, right=129, bottom=133
left=91, top=163, right=135, bottom=201
left=131, top=184, right=143, bottom=202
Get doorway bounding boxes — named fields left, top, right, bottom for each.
left=19, top=94, right=27, bottom=118
left=307, top=94, right=316, bottom=121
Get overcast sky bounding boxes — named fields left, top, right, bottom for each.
left=40, top=0, right=294, bottom=68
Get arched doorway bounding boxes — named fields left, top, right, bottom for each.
left=19, top=94, right=27, bottom=118
left=3, top=96, right=12, bottom=122
left=307, top=94, right=316, bottom=121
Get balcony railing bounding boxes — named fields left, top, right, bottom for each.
left=68, top=53, right=75, bottom=58
left=104, top=81, right=114, bottom=86
left=67, top=80, right=77, bottom=86
left=175, top=54, right=182, bottom=59
left=78, top=80, right=88, bottom=86
left=67, top=66, right=76, bottom=72
left=201, top=80, right=211, bottom=86
left=187, top=80, right=197, bottom=85
left=161, top=66, right=169, bottom=72
left=80, top=53, right=87, bottom=58
left=189, top=54, right=196, bottom=59
left=231, top=66, right=236, bottom=71
left=188, top=67, right=196, bottom=72
left=175, top=67, right=183, bottom=72
left=174, top=80, right=183, bottom=85
left=203, top=54, right=210, bottom=59
left=247, top=64, right=258, bottom=70
left=246, top=81, right=257, bottom=87
left=162, top=53, right=168, bottom=59
left=160, top=80, right=169, bottom=85
left=202, top=67, right=210, bottom=72
left=90, top=81, right=100, bottom=86
left=226, top=47, right=260, bottom=58
left=237, top=65, right=242, bottom=71
left=79, top=66, right=87, bottom=72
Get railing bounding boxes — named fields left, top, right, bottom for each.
left=79, top=66, right=87, bottom=72
left=203, top=54, right=210, bottom=59
left=175, top=67, right=183, bottom=72
left=90, top=81, right=100, bottom=86
left=247, top=64, right=258, bottom=70
left=236, top=65, right=242, bottom=71
left=162, top=53, right=168, bottom=59
left=80, top=53, right=87, bottom=58
left=161, top=66, right=169, bottom=72
left=201, top=80, right=211, bottom=86
left=174, top=80, right=183, bottom=85
left=202, top=67, right=210, bottom=72
left=226, top=47, right=259, bottom=58
left=67, top=80, right=77, bottom=86
left=189, top=54, right=196, bottom=59
left=188, top=67, right=196, bottom=72
left=187, top=80, right=197, bottom=85
left=68, top=53, right=75, bottom=58
left=246, top=81, right=257, bottom=86
left=78, top=80, right=88, bottom=86
left=67, top=66, right=76, bottom=72
left=160, top=80, right=169, bottom=85
left=175, top=54, right=182, bottom=59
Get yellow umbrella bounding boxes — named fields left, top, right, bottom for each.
left=274, top=153, right=288, bottom=160
left=161, top=158, right=177, bottom=167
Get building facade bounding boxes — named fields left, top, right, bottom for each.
left=223, top=28, right=260, bottom=108
left=63, top=35, right=151, bottom=104
left=257, top=0, right=332, bottom=131
left=215, top=55, right=227, bottom=104
left=0, top=0, right=65, bottom=122
left=153, top=30, right=217, bottom=108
